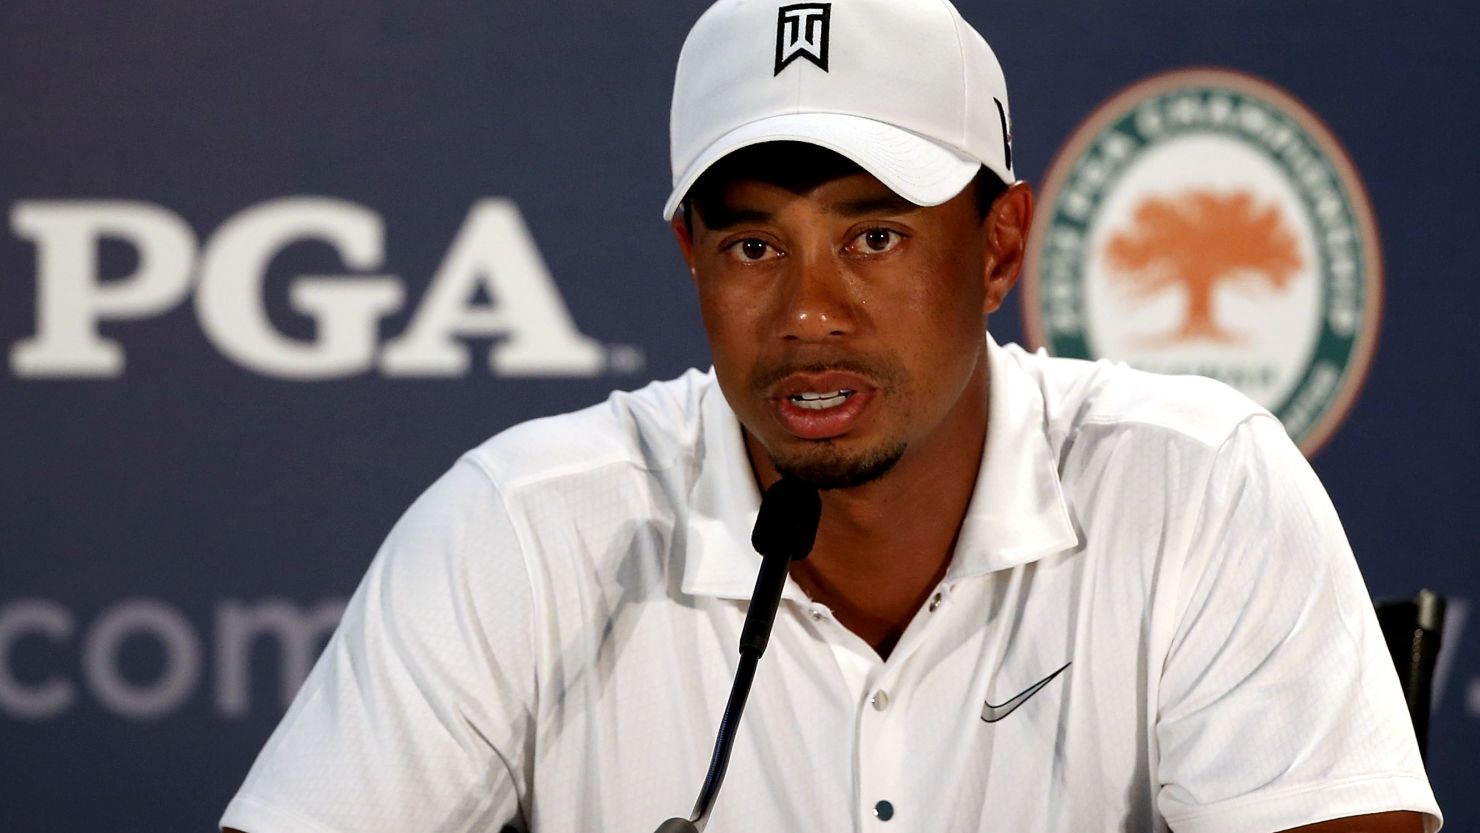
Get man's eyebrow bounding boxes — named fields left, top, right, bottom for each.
left=830, top=193, right=921, bottom=217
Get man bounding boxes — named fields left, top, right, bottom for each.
left=221, top=0, right=1441, bottom=830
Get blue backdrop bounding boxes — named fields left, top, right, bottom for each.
left=1, top=2, right=1475, bottom=830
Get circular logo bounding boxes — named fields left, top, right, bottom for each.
left=1023, top=69, right=1382, bottom=455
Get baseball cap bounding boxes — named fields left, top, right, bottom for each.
left=663, top=0, right=1015, bottom=221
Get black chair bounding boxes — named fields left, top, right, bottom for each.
left=1374, top=589, right=1446, bottom=761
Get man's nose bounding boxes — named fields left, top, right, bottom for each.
left=777, top=251, right=860, bottom=342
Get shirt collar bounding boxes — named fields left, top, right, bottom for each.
left=681, top=336, right=1078, bottom=600
left=682, top=372, right=769, bottom=600
left=944, top=336, right=1079, bottom=581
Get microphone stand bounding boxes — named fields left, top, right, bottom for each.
left=653, top=478, right=820, bottom=833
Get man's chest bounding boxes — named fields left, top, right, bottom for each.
left=526, top=548, right=1162, bottom=832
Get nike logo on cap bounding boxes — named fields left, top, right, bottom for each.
left=980, top=661, right=1071, bottom=723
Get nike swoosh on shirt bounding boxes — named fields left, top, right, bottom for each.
left=980, top=661, right=1072, bottom=723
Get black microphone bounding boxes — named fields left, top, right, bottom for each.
left=652, top=477, right=821, bottom=833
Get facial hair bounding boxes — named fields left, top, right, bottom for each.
left=769, top=437, right=907, bottom=490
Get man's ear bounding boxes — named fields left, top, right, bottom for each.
left=670, top=212, right=698, bottom=281
left=982, top=181, right=1034, bottom=314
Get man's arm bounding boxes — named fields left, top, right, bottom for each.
left=217, top=458, right=536, bottom=833
left=1281, top=811, right=1426, bottom=832
left=1154, top=416, right=1439, bottom=831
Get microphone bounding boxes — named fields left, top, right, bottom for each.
left=652, top=477, right=821, bottom=833
left=742, top=477, right=822, bottom=656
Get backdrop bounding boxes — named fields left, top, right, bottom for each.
left=2, top=2, right=1475, bottom=830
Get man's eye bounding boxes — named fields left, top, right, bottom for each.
left=853, top=228, right=902, bottom=253
left=728, top=239, right=779, bottom=262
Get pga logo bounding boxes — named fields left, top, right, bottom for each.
left=8, top=197, right=635, bottom=379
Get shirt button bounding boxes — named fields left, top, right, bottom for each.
left=810, top=608, right=826, bottom=622
left=870, top=689, right=890, bottom=711
left=928, top=592, right=944, bottom=612
left=873, top=800, right=895, bottom=821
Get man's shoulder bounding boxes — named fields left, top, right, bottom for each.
left=1002, top=342, right=1271, bottom=452
left=462, top=367, right=717, bottom=492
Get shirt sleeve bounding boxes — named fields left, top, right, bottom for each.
left=220, top=456, right=538, bottom=833
left=1154, top=416, right=1442, bottom=833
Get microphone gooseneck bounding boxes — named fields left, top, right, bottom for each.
left=652, top=477, right=821, bottom=833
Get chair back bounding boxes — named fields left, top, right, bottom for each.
left=1374, top=589, right=1446, bottom=760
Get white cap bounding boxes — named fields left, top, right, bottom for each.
left=663, top=0, right=1015, bottom=220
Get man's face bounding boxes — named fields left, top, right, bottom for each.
left=674, top=162, right=1023, bottom=490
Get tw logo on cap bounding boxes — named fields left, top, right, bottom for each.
left=775, top=3, right=831, bottom=75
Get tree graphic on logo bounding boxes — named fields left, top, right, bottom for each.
left=1104, top=191, right=1303, bottom=344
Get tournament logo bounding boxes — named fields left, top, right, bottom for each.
left=1023, top=69, right=1382, bottom=454
left=775, top=3, right=831, bottom=75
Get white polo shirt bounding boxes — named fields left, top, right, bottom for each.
left=221, top=337, right=1441, bottom=833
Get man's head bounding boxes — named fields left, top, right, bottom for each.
left=666, top=0, right=1031, bottom=491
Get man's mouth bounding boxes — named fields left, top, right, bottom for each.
left=788, top=389, right=856, bottom=410
left=766, top=371, right=877, bottom=440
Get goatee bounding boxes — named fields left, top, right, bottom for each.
left=770, top=439, right=907, bottom=491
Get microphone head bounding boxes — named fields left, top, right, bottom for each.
left=750, top=478, right=821, bottom=561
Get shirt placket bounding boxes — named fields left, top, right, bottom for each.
left=810, top=583, right=958, bottom=831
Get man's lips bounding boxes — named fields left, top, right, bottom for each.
left=766, top=371, right=878, bottom=440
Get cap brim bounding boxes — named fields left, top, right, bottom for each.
left=661, top=112, right=981, bottom=220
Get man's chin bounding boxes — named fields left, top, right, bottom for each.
left=770, top=439, right=907, bottom=491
